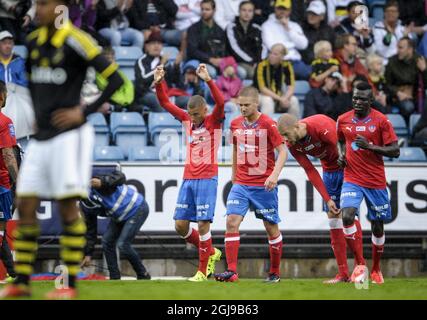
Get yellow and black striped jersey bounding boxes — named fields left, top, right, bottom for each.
left=253, top=59, right=295, bottom=96
left=26, top=21, right=120, bottom=140
left=310, top=58, right=340, bottom=79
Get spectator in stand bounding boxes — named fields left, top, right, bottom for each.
left=0, top=0, right=35, bottom=44
left=301, top=1, right=336, bottom=67
left=173, top=0, right=202, bottom=31
left=261, top=0, right=310, bottom=80
left=186, top=0, right=228, bottom=78
left=334, top=33, right=373, bottom=93
left=385, top=37, right=427, bottom=120
left=0, top=31, right=27, bottom=87
left=397, top=0, right=427, bottom=35
left=366, top=53, right=389, bottom=113
left=326, top=0, right=362, bottom=27
left=309, top=40, right=340, bottom=88
left=252, top=0, right=273, bottom=25
left=334, top=1, right=374, bottom=55
left=214, top=0, right=244, bottom=31
left=96, top=0, right=144, bottom=48
left=373, top=0, right=414, bottom=65
left=226, top=0, right=266, bottom=80
left=304, top=71, right=350, bottom=119
left=216, top=56, right=242, bottom=113
left=253, top=43, right=300, bottom=118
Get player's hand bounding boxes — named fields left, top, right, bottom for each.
left=417, top=56, right=426, bottom=72
left=337, top=155, right=347, bottom=168
left=264, top=173, right=278, bottom=191
left=355, top=134, right=371, bottom=150
left=327, top=199, right=340, bottom=216
left=196, top=64, right=212, bottom=82
left=51, top=105, right=85, bottom=130
left=154, top=65, right=165, bottom=84
left=81, top=256, right=92, bottom=268
left=91, top=178, right=102, bottom=188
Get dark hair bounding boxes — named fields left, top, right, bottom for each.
left=352, top=74, right=369, bottom=85
left=385, top=0, right=399, bottom=10
left=188, top=95, right=207, bottom=109
left=354, top=81, right=372, bottom=92
left=201, top=0, right=216, bottom=9
left=0, top=80, right=6, bottom=94
left=335, top=33, right=356, bottom=49
left=239, top=1, right=254, bottom=10
left=347, top=1, right=364, bottom=11
left=399, top=36, right=415, bottom=49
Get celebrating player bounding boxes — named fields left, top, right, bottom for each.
left=0, top=0, right=124, bottom=299
left=214, top=86, right=287, bottom=283
left=154, top=64, right=224, bottom=282
left=337, top=81, right=400, bottom=284
left=277, top=113, right=350, bottom=284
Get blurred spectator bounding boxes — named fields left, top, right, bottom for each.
left=252, top=0, right=274, bottom=25
left=96, top=0, right=144, bottom=47
left=334, top=33, right=372, bottom=93
left=0, top=0, right=34, bottom=44
left=226, top=0, right=266, bottom=80
left=303, top=71, right=350, bottom=119
left=385, top=37, right=427, bottom=120
left=301, top=0, right=336, bottom=66
left=186, top=0, right=228, bottom=78
left=326, top=0, right=362, bottom=27
left=0, top=31, right=27, bottom=87
left=366, top=53, right=389, bottom=112
left=173, top=0, right=201, bottom=31
left=411, top=104, right=427, bottom=147
left=334, top=1, right=374, bottom=55
left=397, top=0, right=427, bottom=34
left=309, top=40, right=340, bottom=88
left=253, top=43, right=300, bottom=118
left=214, top=0, right=244, bottom=30
left=373, top=0, right=414, bottom=65
left=134, top=32, right=175, bottom=112
left=216, top=56, right=242, bottom=113
left=261, top=0, right=310, bottom=80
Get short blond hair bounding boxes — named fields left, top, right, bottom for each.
left=366, top=53, right=384, bottom=71
left=313, top=40, right=332, bottom=59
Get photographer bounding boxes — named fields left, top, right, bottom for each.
left=80, top=170, right=151, bottom=280
left=0, top=0, right=34, bottom=44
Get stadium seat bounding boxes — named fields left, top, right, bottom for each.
left=110, top=112, right=147, bottom=155
left=409, top=114, right=421, bottom=135
left=113, top=46, right=142, bottom=67
left=148, top=112, right=183, bottom=146
left=294, top=80, right=310, bottom=106
left=271, top=113, right=282, bottom=122
left=14, top=45, right=27, bottom=59
left=242, top=79, right=253, bottom=87
left=218, top=145, right=232, bottom=162
left=87, top=113, right=110, bottom=147
left=394, top=147, right=427, bottom=162
left=386, top=114, right=408, bottom=137
left=120, top=67, right=135, bottom=82
left=128, top=146, right=160, bottom=161
left=162, top=46, right=180, bottom=60
left=94, top=146, right=125, bottom=161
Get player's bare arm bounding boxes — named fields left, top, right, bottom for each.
left=2, top=147, right=18, bottom=188
left=337, top=139, right=347, bottom=168
left=355, top=135, right=400, bottom=158
left=154, top=65, right=165, bottom=84
left=196, top=64, right=212, bottom=82
left=265, top=144, right=287, bottom=191
left=51, top=105, right=85, bottom=130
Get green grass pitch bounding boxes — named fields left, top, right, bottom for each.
left=2, top=278, right=427, bottom=300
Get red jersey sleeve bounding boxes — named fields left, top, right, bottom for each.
left=268, top=122, right=284, bottom=148
left=207, top=80, right=225, bottom=123
left=381, top=117, right=398, bottom=145
left=0, top=119, right=16, bottom=149
left=336, top=117, right=345, bottom=141
left=155, top=81, right=190, bottom=122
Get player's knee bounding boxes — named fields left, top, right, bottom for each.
left=371, top=221, right=384, bottom=237
left=102, top=238, right=115, bottom=250
left=226, top=216, right=240, bottom=233
left=342, top=210, right=355, bottom=226
left=117, top=241, right=130, bottom=255
left=174, top=221, right=189, bottom=236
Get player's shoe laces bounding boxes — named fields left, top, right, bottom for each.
left=370, top=270, right=384, bottom=284
left=0, top=284, right=31, bottom=298
left=45, top=288, right=78, bottom=300
left=350, top=265, right=368, bottom=283
left=188, top=271, right=208, bottom=282
left=264, top=273, right=280, bottom=283
left=207, top=248, right=222, bottom=277
left=214, top=270, right=239, bottom=282
left=323, top=274, right=350, bottom=284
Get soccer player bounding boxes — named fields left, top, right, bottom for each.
left=0, top=81, right=18, bottom=281
left=214, top=86, right=287, bottom=283
left=337, top=81, right=400, bottom=284
left=277, top=113, right=350, bottom=284
left=154, top=64, right=224, bottom=282
left=0, top=0, right=123, bottom=299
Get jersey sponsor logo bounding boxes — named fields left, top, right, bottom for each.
left=345, top=126, right=352, bottom=132
left=239, top=143, right=257, bottom=153
left=341, top=191, right=357, bottom=198
left=31, top=66, right=67, bottom=85
left=255, top=208, right=276, bottom=214
left=371, top=203, right=389, bottom=211
left=356, top=126, right=366, bottom=132
left=8, top=123, right=15, bottom=137
left=304, top=144, right=315, bottom=151
left=196, top=204, right=210, bottom=210
left=227, top=199, right=240, bottom=205
left=176, top=203, right=189, bottom=209
left=368, top=125, right=376, bottom=133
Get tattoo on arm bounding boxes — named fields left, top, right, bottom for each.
left=2, top=148, right=18, bottom=185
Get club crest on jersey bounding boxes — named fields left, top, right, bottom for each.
left=368, top=125, right=376, bottom=132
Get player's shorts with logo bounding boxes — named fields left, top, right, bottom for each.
left=0, top=186, right=13, bottom=221
left=340, top=182, right=392, bottom=221
left=322, top=170, right=344, bottom=212
left=174, top=176, right=218, bottom=222
left=226, top=184, right=280, bottom=224
left=16, top=123, right=94, bottom=199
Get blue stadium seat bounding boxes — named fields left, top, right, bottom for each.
left=87, top=113, right=110, bottom=146
left=369, top=0, right=385, bottom=21
left=271, top=113, right=282, bottom=122
left=294, top=80, right=310, bottom=106
left=128, top=146, right=160, bottom=161
left=242, top=79, right=253, bottom=87
left=113, top=46, right=142, bottom=67
left=14, top=45, right=27, bottom=59
left=162, top=46, right=180, bottom=60
left=409, top=114, right=421, bottom=135
left=110, top=112, right=147, bottom=155
left=394, top=147, right=426, bottom=162
left=218, top=145, right=232, bottom=162
left=148, top=112, right=183, bottom=145
left=94, top=146, right=125, bottom=161
left=386, top=114, right=408, bottom=137
left=120, top=67, right=135, bottom=82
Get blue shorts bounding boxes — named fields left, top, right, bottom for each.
left=173, top=177, right=218, bottom=222
left=0, top=188, right=13, bottom=221
left=322, top=170, right=344, bottom=212
left=226, top=184, right=280, bottom=224
left=340, top=182, right=392, bottom=221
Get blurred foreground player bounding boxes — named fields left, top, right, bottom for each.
left=0, top=0, right=123, bottom=299
left=337, top=82, right=400, bottom=284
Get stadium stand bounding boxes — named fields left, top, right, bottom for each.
left=110, top=112, right=147, bottom=157
left=394, top=147, right=427, bottom=162
left=387, top=114, right=408, bottom=137
left=87, top=112, right=110, bottom=147
left=113, top=46, right=143, bottom=67
left=128, top=146, right=161, bottom=161
left=94, top=146, right=125, bottom=161
left=409, top=114, right=422, bottom=135
left=149, top=112, right=183, bottom=147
